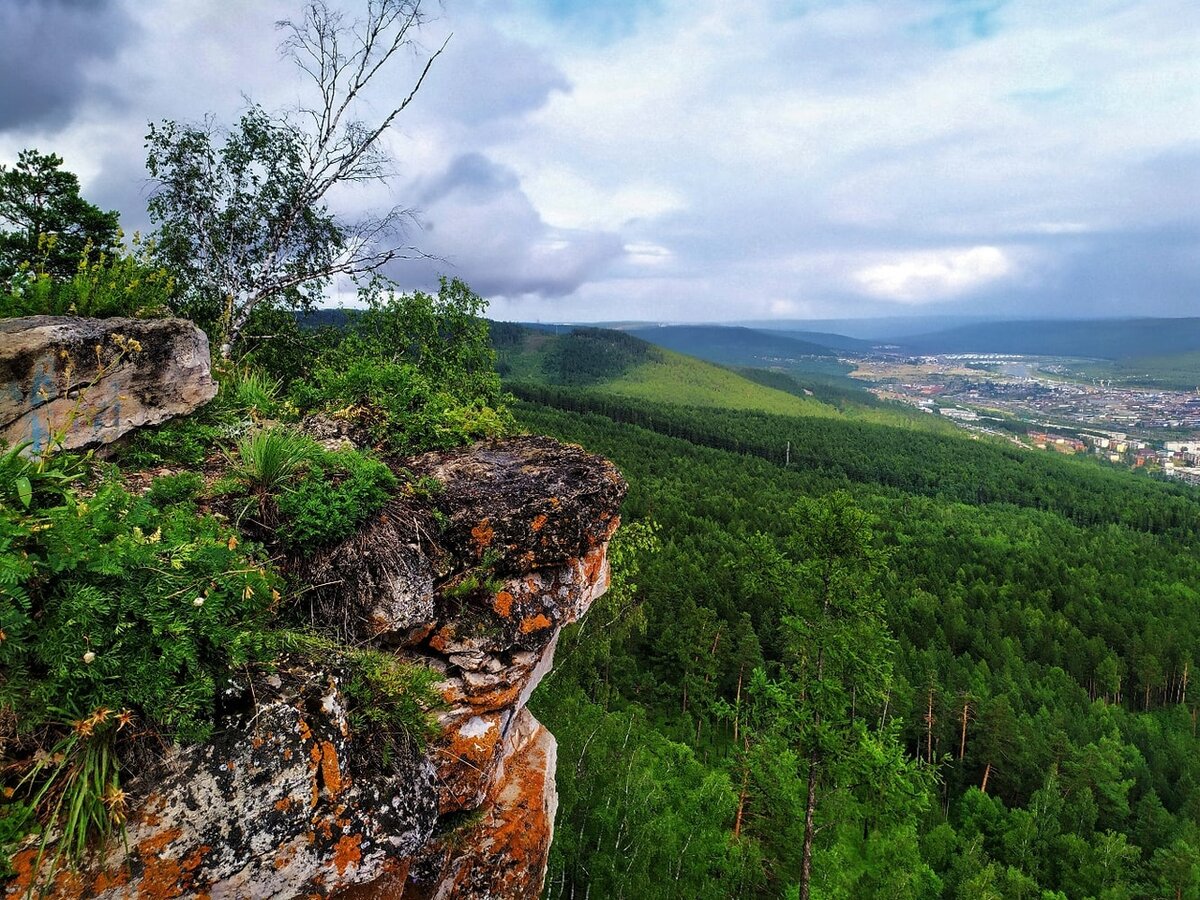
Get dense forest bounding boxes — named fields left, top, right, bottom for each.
left=517, top=333, right=1200, bottom=897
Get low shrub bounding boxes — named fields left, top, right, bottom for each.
left=288, top=277, right=513, bottom=454
left=144, top=471, right=203, bottom=507
left=1, top=461, right=280, bottom=742
left=122, top=415, right=223, bottom=469
left=292, top=357, right=508, bottom=455
left=276, top=448, right=397, bottom=548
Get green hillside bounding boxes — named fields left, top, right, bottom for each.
left=494, top=323, right=840, bottom=417
left=602, top=348, right=839, bottom=416
left=493, top=322, right=956, bottom=430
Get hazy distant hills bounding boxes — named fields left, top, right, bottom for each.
left=627, top=324, right=834, bottom=358
left=893, top=318, right=1200, bottom=359
left=624, top=325, right=854, bottom=378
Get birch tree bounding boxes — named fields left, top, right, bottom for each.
left=146, top=0, right=446, bottom=357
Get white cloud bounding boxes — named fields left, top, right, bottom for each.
left=853, top=246, right=1015, bottom=303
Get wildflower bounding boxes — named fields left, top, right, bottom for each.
left=103, top=785, right=127, bottom=823
left=115, top=709, right=135, bottom=731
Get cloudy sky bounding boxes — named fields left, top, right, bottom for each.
left=1, top=0, right=1197, bottom=322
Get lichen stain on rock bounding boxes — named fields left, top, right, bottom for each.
left=319, top=741, right=343, bottom=798
left=518, top=613, right=552, bottom=634
left=470, top=519, right=494, bottom=554
left=331, top=834, right=362, bottom=877
left=492, top=589, right=514, bottom=618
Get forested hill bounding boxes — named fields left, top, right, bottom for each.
left=491, top=322, right=839, bottom=417
left=899, top=317, right=1200, bottom=359
left=490, top=321, right=950, bottom=430
left=624, top=324, right=846, bottom=370
left=524, top=372, right=1200, bottom=896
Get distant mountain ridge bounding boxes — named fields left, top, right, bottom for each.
left=893, top=318, right=1200, bottom=359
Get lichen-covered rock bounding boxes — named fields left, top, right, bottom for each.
left=411, top=435, right=625, bottom=574
left=0, top=316, right=217, bottom=454
left=4, top=436, right=627, bottom=900
left=424, top=544, right=613, bottom=816
left=6, top=665, right=438, bottom=899
left=404, top=709, right=558, bottom=900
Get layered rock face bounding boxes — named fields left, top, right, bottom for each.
left=0, top=315, right=216, bottom=454
left=6, top=436, right=625, bottom=900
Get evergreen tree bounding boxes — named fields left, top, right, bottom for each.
left=0, top=149, right=120, bottom=280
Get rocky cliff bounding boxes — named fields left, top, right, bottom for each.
left=2, top=320, right=626, bottom=899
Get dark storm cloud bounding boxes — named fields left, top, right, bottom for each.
left=415, top=152, right=521, bottom=204
left=0, top=0, right=135, bottom=131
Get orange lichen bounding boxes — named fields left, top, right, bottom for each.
left=182, top=846, right=210, bottom=873
left=92, top=864, right=132, bottom=893
left=428, top=624, right=457, bottom=653
left=583, top=546, right=606, bottom=583
left=434, top=713, right=505, bottom=813
left=492, top=590, right=514, bottom=618
left=274, top=849, right=292, bottom=871
left=137, top=826, right=183, bottom=858
left=320, top=741, right=343, bottom=798
left=331, top=834, right=363, bottom=876
left=518, top=614, right=552, bottom=634
left=471, top=519, right=494, bottom=553
left=530, top=513, right=548, bottom=532
left=460, top=682, right=522, bottom=712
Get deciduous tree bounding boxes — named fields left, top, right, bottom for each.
left=146, top=0, right=446, bottom=356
